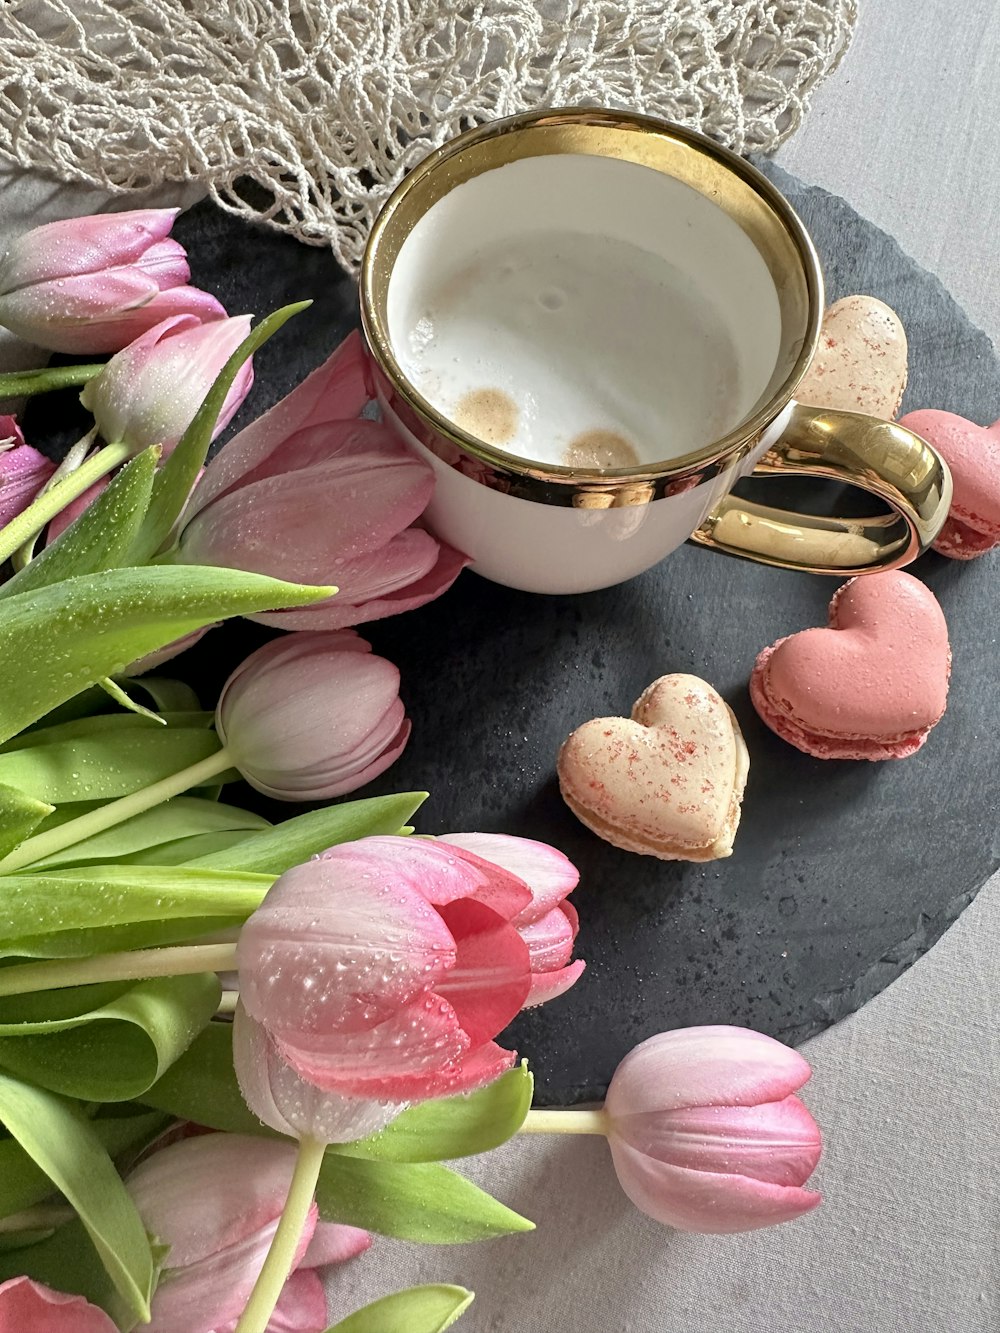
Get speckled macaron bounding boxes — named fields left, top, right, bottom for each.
left=556, top=673, right=750, bottom=862
left=796, top=295, right=908, bottom=419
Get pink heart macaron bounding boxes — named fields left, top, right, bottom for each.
left=898, top=410, right=1000, bottom=559
left=557, top=673, right=749, bottom=861
left=749, top=571, right=951, bottom=761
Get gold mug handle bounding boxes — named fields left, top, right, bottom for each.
left=690, top=401, right=953, bottom=575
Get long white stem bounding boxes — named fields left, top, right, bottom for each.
left=0, top=943, right=239, bottom=998
left=0, top=747, right=233, bottom=872
left=518, top=1108, right=610, bottom=1136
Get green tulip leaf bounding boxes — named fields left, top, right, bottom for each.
left=117, top=676, right=202, bottom=713
left=0, top=1071, right=154, bottom=1321
left=316, top=1155, right=535, bottom=1244
left=326, top=1285, right=474, bottom=1333
left=0, top=716, right=222, bottom=805
left=0, top=782, right=53, bottom=860
left=135, top=301, right=312, bottom=561
left=121, top=829, right=256, bottom=866
left=0, top=864, right=270, bottom=958
left=340, top=1063, right=533, bottom=1162
left=0, top=1226, right=60, bottom=1252
left=0, top=564, right=333, bottom=744
left=0, top=1215, right=168, bottom=1330
left=140, top=1021, right=261, bottom=1136
left=186, top=792, right=428, bottom=873
left=27, top=796, right=269, bottom=871
left=0, top=449, right=158, bottom=601
left=96, top=677, right=166, bottom=724
left=0, top=973, right=220, bottom=1101
left=0, top=1108, right=169, bottom=1221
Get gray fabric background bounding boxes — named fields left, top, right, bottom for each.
left=0, top=0, right=996, bottom=1327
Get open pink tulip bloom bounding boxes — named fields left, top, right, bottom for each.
left=605, top=1025, right=822, bottom=1233
left=0, top=209, right=225, bottom=353
left=0, top=1277, right=117, bottom=1333
left=80, top=313, right=253, bottom=456
left=235, top=834, right=584, bottom=1140
left=125, top=1133, right=369, bottom=1333
left=0, top=418, right=55, bottom=528
left=216, top=630, right=410, bottom=800
left=177, top=331, right=466, bottom=628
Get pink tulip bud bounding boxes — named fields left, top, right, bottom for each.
left=177, top=332, right=467, bottom=628
left=234, top=834, right=584, bottom=1139
left=216, top=630, right=410, bottom=800
left=0, top=1277, right=117, bottom=1332
left=0, top=209, right=226, bottom=353
left=0, top=419, right=55, bottom=527
left=605, top=1026, right=822, bottom=1233
left=79, top=313, right=253, bottom=457
left=125, top=1133, right=369, bottom=1333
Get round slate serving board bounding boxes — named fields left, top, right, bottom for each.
left=27, top=162, right=1000, bottom=1104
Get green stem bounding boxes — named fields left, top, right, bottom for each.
left=0, top=364, right=105, bottom=401
left=0, top=746, right=233, bottom=872
left=0, top=943, right=239, bottom=998
left=235, top=1136, right=327, bottom=1333
left=0, top=1202, right=75, bottom=1233
left=518, top=1108, right=610, bottom=1136
left=0, top=437, right=130, bottom=564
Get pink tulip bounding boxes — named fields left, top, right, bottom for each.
left=234, top=834, right=584, bottom=1140
left=0, top=418, right=55, bottom=527
left=79, top=313, right=253, bottom=457
left=176, top=331, right=467, bottom=628
left=0, top=1276, right=117, bottom=1332
left=605, top=1026, right=822, bottom=1233
left=216, top=630, right=410, bottom=800
left=125, top=1133, right=369, bottom=1333
left=0, top=209, right=225, bottom=353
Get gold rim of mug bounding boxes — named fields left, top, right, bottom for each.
left=360, top=106, right=824, bottom=493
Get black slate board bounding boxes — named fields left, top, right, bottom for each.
left=27, top=162, right=1000, bottom=1104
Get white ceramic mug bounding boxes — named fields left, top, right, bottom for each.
left=360, top=108, right=951, bottom=595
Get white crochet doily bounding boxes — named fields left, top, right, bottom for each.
left=0, top=1, right=857, bottom=272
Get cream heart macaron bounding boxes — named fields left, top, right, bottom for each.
left=557, top=673, right=749, bottom=862
left=795, top=295, right=908, bottom=420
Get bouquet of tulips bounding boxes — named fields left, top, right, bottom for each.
left=0, top=209, right=823, bottom=1332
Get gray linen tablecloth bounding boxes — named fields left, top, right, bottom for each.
left=0, top=0, right=997, bottom=1327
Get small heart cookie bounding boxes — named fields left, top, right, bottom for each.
left=557, top=674, right=749, bottom=862
left=796, top=295, right=907, bottom=420
left=898, top=410, right=1000, bottom=559
left=750, top=571, right=950, bottom=761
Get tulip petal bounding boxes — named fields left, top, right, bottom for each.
left=135, top=237, right=191, bottom=289
left=0, top=443, right=56, bottom=527
left=525, top=958, right=586, bottom=1007
left=517, top=905, right=577, bottom=973
left=439, top=833, right=580, bottom=925
left=300, top=1222, right=371, bottom=1268
left=0, top=1276, right=118, bottom=1333
left=347, top=1039, right=518, bottom=1101
left=188, top=330, right=372, bottom=519
left=351, top=837, right=532, bottom=920
left=181, top=425, right=434, bottom=574
left=218, top=634, right=411, bottom=801
left=233, top=1003, right=404, bottom=1143
left=606, top=1027, right=813, bottom=1117
left=47, top=472, right=111, bottom=543
left=608, top=1138, right=821, bottom=1233
left=260, top=1269, right=328, bottom=1333
left=126, top=624, right=214, bottom=675
left=0, top=208, right=179, bottom=291
left=125, top=1133, right=314, bottom=1269
left=435, top=898, right=532, bottom=1045
left=612, top=1095, right=823, bottom=1186
left=237, top=850, right=458, bottom=1031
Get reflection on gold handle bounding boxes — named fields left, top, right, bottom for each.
left=691, top=401, right=953, bottom=575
